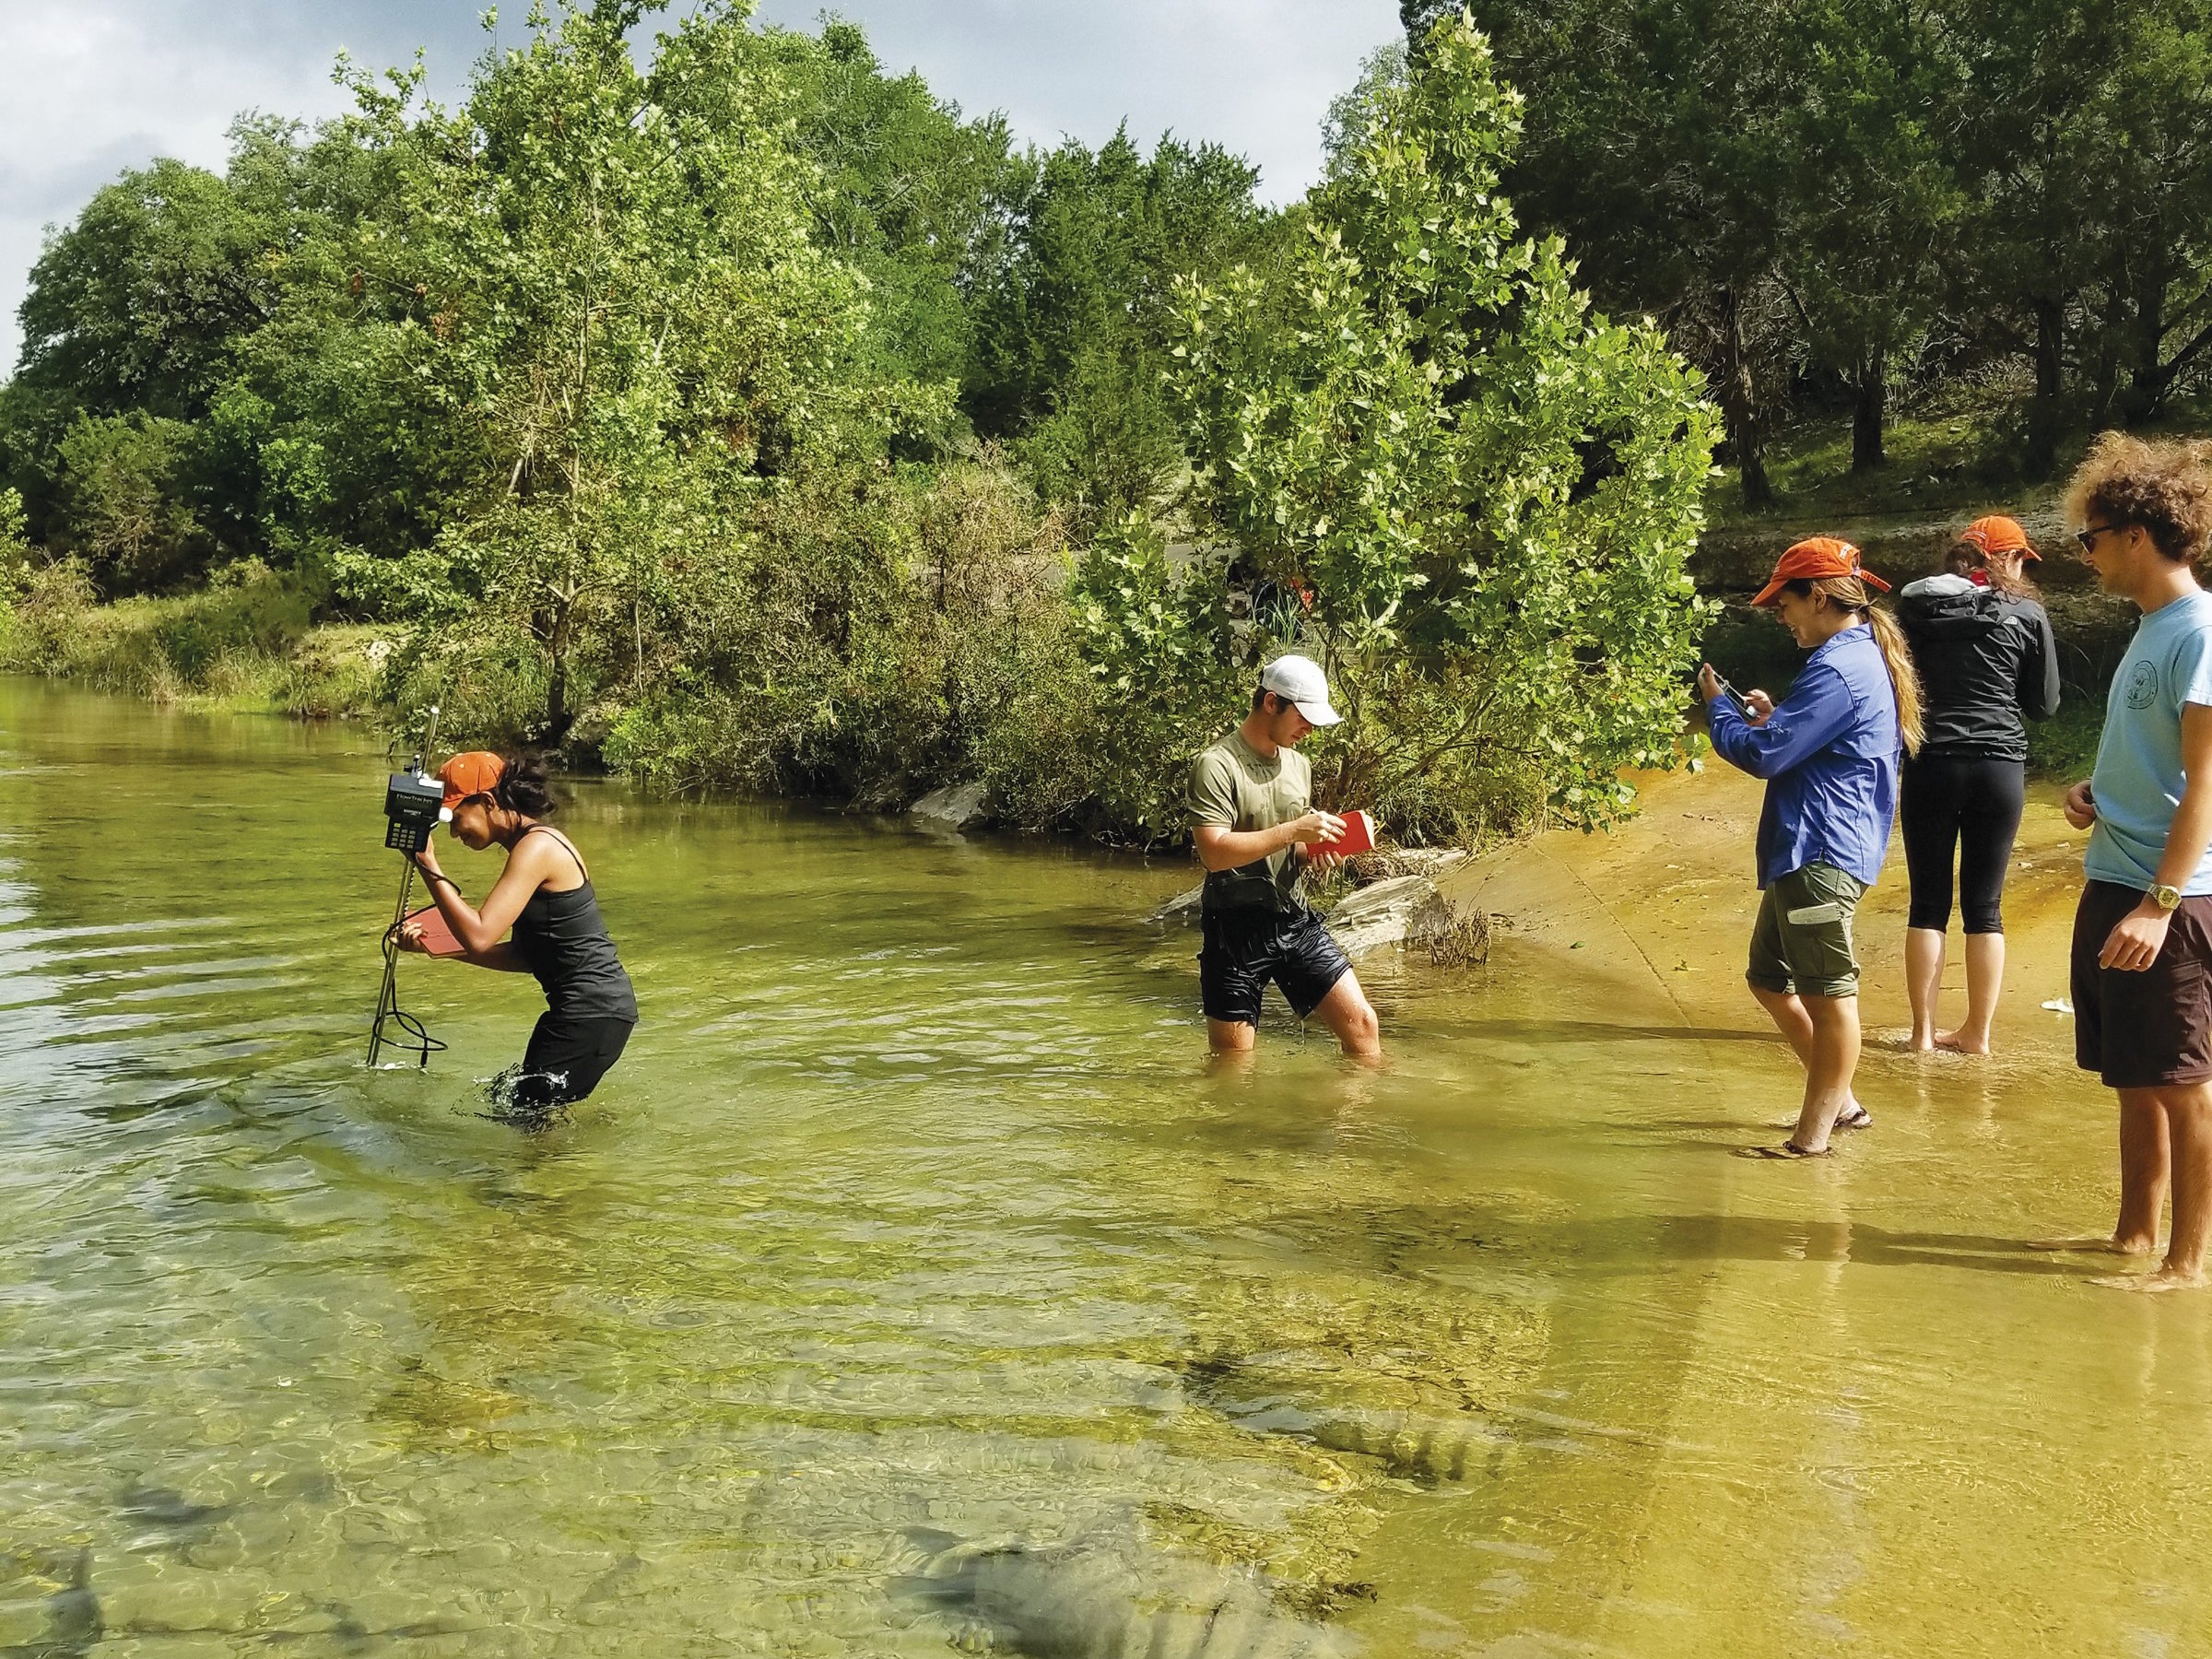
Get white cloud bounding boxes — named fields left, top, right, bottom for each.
left=0, top=0, right=1401, bottom=373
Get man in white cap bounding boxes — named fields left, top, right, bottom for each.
left=1186, top=653, right=1382, bottom=1060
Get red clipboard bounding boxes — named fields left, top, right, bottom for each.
left=1329, top=810, right=1377, bottom=856
left=400, top=903, right=467, bottom=958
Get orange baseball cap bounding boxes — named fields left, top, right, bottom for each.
left=1959, top=513, right=2039, bottom=560
left=436, top=751, right=505, bottom=809
left=1750, top=537, right=1892, bottom=607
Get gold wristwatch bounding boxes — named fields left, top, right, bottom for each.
left=2153, top=883, right=2184, bottom=912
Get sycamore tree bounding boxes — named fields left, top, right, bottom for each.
left=1155, top=9, right=1715, bottom=845
left=296, top=0, right=939, bottom=741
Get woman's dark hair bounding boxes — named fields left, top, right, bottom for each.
left=491, top=752, right=559, bottom=818
left=1943, top=538, right=2037, bottom=596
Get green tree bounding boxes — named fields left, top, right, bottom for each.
left=51, top=413, right=212, bottom=594
left=1165, top=10, right=1716, bottom=843
left=279, top=0, right=933, bottom=741
left=14, top=153, right=286, bottom=423
left=2079, top=1, right=2212, bottom=428
left=1943, top=0, right=2120, bottom=475
left=1473, top=0, right=1794, bottom=504
left=969, top=128, right=1273, bottom=534
left=1773, top=0, right=1962, bottom=473
left=760, top=17, right=1025, bottom=396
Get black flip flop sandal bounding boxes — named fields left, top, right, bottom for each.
left=1740, top=1140, right=1832, bottom=1159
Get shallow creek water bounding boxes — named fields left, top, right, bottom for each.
left=2, top=677, right=2210, bottom=1657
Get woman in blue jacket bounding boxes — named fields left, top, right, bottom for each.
left=1699, top=537, right=1924, bottom=1158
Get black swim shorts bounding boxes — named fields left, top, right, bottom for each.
left=1198, top=907, right=1353, bottom=1027
left=2072, top=879, right=2212, bottom=1089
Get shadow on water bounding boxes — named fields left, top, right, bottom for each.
left=1452, top=1016, right=1781, bottom=1047
left=1572, top=1211, right=2096, bottom=1277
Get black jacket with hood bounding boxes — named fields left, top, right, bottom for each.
left=1896, top=573, right=2060, bottom=763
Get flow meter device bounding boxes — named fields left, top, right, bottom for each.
left=368, top=707, right=451, bottom=1068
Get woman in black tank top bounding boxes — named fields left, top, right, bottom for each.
left=396, top=751, right=637, bottom=1124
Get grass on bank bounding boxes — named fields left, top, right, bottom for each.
left=1704, top=388, right=2212, bottom=532
left=0, top=561, right=389, bottom=721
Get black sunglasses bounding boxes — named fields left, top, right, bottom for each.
left=2077, top=522, right=2123, bottom=553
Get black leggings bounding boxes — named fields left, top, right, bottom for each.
left=1900, top=754, right=2026, bottom=935
left=512, top=1013, right=634, bottom=1112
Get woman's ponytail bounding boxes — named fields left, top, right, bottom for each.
left=493, top=753, right=559, bottom=818
left=1865, top=604, right=1925, bottom=758
left=1801, top=574, right=1924, bottom=757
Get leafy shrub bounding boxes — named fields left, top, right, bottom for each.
left=606, top=457, right=1082, bottom=805
left=53, top=413, right=216, bottom=594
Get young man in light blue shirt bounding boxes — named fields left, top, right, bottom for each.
left=2045, top=433, right=2212, bottom=1291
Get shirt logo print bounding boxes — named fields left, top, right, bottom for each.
left=2124, top=659, right=2160, bottom=711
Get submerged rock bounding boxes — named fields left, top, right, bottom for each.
left=894, top=1531, right=1356, bottom=1658
left=909, top=781, right=991, bottom=832
left=1326, top=875, right=1451, bottom=960
left=1147, top=884, right=1206, bottom=926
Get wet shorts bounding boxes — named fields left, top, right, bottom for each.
left=2071, top=879, right=2212, bottom=1088
left=1747, top=862, right=1868, bottom=998
left=1199, top=907, right=1353, bottom=1026
left=512, top=1013, right=635, bottom=1113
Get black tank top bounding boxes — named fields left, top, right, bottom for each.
left=510, top=827, right=638, bottom=1023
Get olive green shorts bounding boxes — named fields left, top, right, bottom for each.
left=1747, top=862, right=1868, bottom=998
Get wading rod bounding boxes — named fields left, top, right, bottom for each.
left=367, top=704, right=442, bottom=1068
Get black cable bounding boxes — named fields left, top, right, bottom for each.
left=371, top=916, right=449, bottom=1068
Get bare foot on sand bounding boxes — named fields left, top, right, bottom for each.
left=2096, top=1265, right=2207, bottom=1292
left=1933, top=1029, right=1991, bottom=1055
left=2026, top=1234, right=2156, bottom=1254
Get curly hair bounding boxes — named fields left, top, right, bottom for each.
left=491, top=752, right=559, bottom=818
left=2064, top=430, right=2212, bottom=562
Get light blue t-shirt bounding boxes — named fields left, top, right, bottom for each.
left=2087, top=590, right=2212, bottom=893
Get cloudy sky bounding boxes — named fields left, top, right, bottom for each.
left=0, top=0, right=1402, bottom=373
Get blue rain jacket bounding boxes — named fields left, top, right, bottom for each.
left=1708, top=624, right=1900, bottom=889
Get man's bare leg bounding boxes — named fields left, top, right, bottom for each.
left=1207, top=1018, right=1256, bottom=1053
left=1905, top=926, right=1947, bottom=1052
left=1935, top=933, right=2005, bottom=1054
left=1310, top=971, right=1382, bottom=1063
left=1751, top=983, right=1865, bottom=1134
left=2034, top=1086, right=2168, bottom=1253
left=2102, top=1083, right=2212, bottom=1288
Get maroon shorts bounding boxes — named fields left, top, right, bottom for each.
left=2071, top=879, right=2212, bottom=1088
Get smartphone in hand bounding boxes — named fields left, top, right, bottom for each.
left=1701, top=670, right=1752, bottom=716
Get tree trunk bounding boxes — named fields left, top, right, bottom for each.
left=1717, top=287, right=1772, bottom=509
left=2024, top=295, right=2064, bottom=480
left=2123, top=267, right=2170, bottom=426
left=1851, top=350, right=1887, bottom=473
left=2088, top=279, right=2128, bottom=426
left=543, top=607, right=574, bottom=746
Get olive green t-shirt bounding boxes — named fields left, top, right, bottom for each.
left=1187, top=728, right=1312, bottom=916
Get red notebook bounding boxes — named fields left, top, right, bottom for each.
left=400, top=903, right=467, bottom=958
left=1325, top=809, right=1377, bottom=857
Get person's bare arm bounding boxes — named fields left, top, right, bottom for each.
left=1194, top=811, right=1344, bottom=872
left=393, top=916, right=527, bottom=971
left=410, top=836, right=559, bottom=965
left=2102, top=702, right=2212, bottom=970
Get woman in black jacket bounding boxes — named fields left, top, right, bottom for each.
left=1899, top=515, right=2061, bottom=1053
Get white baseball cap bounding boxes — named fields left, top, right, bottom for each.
left=1259, top=653, right=1341, bottom=726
